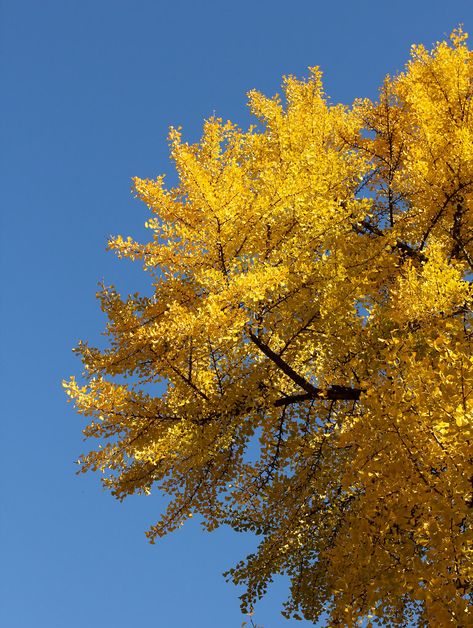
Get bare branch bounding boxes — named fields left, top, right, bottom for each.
left=248, top=331, right=362, bottom=404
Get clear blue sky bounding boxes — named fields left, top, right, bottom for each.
left=1, top=2, right=472, bottom=627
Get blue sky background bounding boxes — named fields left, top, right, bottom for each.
left=2, top=2, right=472, bottom=627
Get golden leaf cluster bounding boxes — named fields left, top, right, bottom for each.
left=65, top=29, right=473, bottom=626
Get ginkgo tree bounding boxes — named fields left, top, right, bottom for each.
left=65, top=29, right=473, bottom=626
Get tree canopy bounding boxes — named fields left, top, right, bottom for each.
left=65, top=30, right=473, bottom=626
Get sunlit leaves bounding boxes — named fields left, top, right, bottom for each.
left=65, top=29, right=473, bottom=626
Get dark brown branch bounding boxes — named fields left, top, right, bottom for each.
left=280, top=310, right=320, bottom=356
left=215, top=217, right=230, bottom=282
left=420, top=183, right=473, bottom=251
left=451, top=199, right=464, bottom=259
left=249, top=331, right=320, bottom=396
left=165, top=360, right=209, bottom=401
left=248, top=331, right=362, bottom=405
left=353, top=219, right=427, bottom=262
left=275, top=387, right=361, bottom=407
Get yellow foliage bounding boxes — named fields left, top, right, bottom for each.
left=65, top=29, right=473, bottom=626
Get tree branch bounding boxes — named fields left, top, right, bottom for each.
left=275, top=387, right=361, bottom=406
left=248, top=331, right=362, bottom=405
left=353, top=219, right=427, bottom=262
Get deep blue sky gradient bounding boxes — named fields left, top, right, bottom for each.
left=2, top=2, right=473, bottom=627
